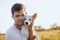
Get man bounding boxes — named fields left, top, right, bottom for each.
left=6, top=3, right=34, bottom=40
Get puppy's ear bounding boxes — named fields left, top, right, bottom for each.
left=32, top=13, right=37, bottom=20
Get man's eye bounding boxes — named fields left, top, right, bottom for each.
left=15, top=15, right=20, bottom=17
left=22, top=14, right=24, bottom=16
left=29, top=19, right=31, bottom=21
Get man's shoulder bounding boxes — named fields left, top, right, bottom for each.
left=6, top=25, right=15, bottom=35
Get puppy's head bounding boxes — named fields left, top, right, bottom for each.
left=24, top=13, right=37, bottom=26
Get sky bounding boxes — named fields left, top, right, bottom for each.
left=0, top=0, right=60, bottom=33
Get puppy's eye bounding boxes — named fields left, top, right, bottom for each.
left=29, top=19, right=31, bottom=21
left=25, top=18, right=26, bottom=20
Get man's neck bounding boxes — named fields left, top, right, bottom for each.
left=15, top=23, right=22, bottom=30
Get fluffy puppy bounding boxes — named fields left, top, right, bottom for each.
left=21, top=13, right=39, bottom=40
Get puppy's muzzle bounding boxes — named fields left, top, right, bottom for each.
left=25, top=22, right=28, bottom=25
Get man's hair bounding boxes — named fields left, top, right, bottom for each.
left=11, top=3, right=25, bottom=15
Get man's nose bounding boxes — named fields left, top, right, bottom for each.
left=19, top=17, right=23, bottom=19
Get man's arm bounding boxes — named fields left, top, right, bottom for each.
left=28, top=29, right=35, bottom=40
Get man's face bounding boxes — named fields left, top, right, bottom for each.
left=12, top=10, right=25, bottom=25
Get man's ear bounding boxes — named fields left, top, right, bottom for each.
left=32, top=13, right=37, bottom=20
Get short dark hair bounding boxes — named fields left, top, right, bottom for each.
left=11, top=3, right=25, bottom=15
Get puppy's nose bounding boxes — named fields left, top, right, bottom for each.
left=25, top=22, right=28, bottom=25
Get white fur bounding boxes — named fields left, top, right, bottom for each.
left=24, top=15, right=33, bottom=26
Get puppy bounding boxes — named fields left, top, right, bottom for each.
left=21, top=13, right=39, bottom=40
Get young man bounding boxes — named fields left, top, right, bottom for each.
left=6, top=3, right=34, bottom=40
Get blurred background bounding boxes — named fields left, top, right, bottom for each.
left=0, top=0, right=60, bottom=40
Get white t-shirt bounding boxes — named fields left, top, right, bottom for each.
left=6, top=24, right=29, bottom=40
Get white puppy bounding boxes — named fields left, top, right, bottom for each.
left=21, top=13, right=39, bottom=40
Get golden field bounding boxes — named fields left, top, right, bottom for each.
left=0, top=30, right=60, bottom=40
left=0, top=34, right=5, bottom=40
left=36, top=30, right=60, bottom=40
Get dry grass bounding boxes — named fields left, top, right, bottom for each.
left=0, top=30, right=60, bottom=40
left=36, top=30, right=60, bottom=40
left=0, top=33, right=5, bottom=40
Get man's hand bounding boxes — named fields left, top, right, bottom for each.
left=28, top=20, right=33, bottom=31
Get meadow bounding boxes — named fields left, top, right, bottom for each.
left=0, top=30, right=60, bottom=40
left=36, top=30, right=60, bottom=40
